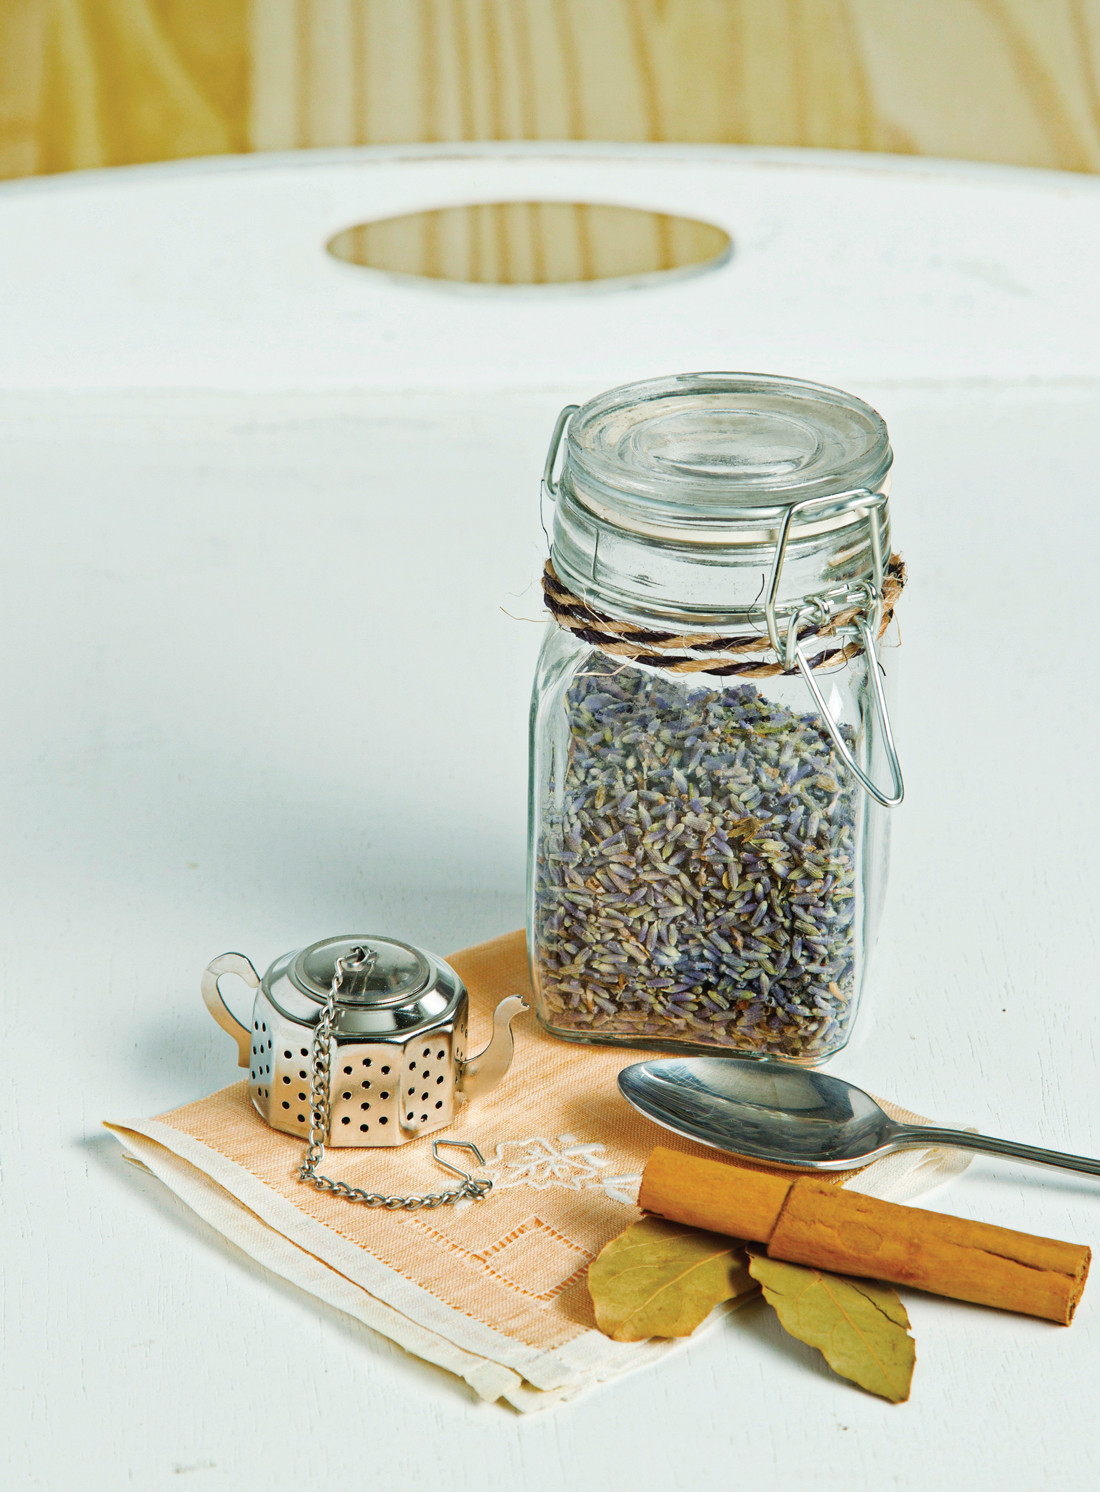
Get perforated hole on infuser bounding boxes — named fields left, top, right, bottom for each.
left=343, top=1065, right=353, bottom=1074
left=360, top=1123, right=369, bottom=1131
left=300, top=1048, right=308, bottom=1057
left=421, top=1114, right=428, bottom=1122
left=342, top=1090, right=352, bottom=1099
left=379, top=1116, right=388, bottom=1124
left=437, top=1050, right=444, bottom=1060
left=342, top=1116, right=351, bottom=1125
left=380, top=1090, right=389, bottom=1099
left=282, top=1101, right=289, bottom=1109
left=297, top=1113, right=305, bottom=1122
left=361, top=1101, right=370, bottom=1111
left=282, top=1076, right=291, bottom=1085
left=362, top=1058, right=372, bottom=1067
left=284, top=1049, right=292, bottom=1058
left=435, top=1100, right=443, bottom=1109
left=436, top=1076, right=444, bottom=1084
left=381, top=1065, right=390, bottom=1074
left=362, top=1080, right=371, bottom=1090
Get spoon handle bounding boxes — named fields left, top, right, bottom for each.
left=894, top=1126, right=1100, bottom=1178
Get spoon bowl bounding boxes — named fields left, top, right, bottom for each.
left=618, top=1055, right=1100, bottom=1178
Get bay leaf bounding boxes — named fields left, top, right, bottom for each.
left=588, top=1216, right=757, bottom=1342
left=748, top=1252, right=915, bottom=1403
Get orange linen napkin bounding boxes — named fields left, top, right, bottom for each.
left=106, top=930, right=969, bottom=1411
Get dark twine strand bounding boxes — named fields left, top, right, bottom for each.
left=542, top=554, right=906, bottom=679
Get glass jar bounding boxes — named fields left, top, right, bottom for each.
left=526, top=373, right=905, bottom=1064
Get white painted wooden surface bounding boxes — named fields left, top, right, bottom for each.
left=2, top=145, right=1099, bottom=1491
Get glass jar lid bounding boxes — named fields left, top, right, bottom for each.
left=560, top=372, right=891, bottom=542
left=548, top=371, right=893, bottom=629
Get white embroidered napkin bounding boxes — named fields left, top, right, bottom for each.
left=107, top=931, right=969, bottom=1412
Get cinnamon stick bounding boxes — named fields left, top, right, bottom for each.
left=639, top=1147, right=1090, bottom=1325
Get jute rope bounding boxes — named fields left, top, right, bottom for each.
left=542, top=554, right=906, bottom=679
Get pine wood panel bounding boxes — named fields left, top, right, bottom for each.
left=241, top=0, right=1100, bottom=169
left=5, top=0, right=1100, bottom=175
left=3, top=0, right=1100, bottom=284
left=328, top=202, right=731, bottom=284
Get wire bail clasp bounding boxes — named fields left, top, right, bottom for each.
left=764, top=488, right=904, bottom=809
left=540, top=403, right=580, bottom=550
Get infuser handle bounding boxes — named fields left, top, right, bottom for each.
left=201, top=952, right=260, bottom=1068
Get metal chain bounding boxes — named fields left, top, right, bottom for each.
left=296, top=947, right=493, bottom=1210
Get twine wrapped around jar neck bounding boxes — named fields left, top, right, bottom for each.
left=541, top=554, right=905, bottom=679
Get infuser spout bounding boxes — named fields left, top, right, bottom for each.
left=458, top=996, right=528, bottom=1103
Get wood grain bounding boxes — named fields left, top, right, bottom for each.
left=327, top=201, right=731, bottom=283
left=3, top=1, right=1100, bottom=278
left=3, top=0, right=247, bottom=176
left=4, top=0, right=1100, bottom=176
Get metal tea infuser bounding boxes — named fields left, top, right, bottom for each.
left=202, top=934, right=528, bottom=1208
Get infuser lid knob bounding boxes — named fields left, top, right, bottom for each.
left=291, top=935, right=431, bottom=1008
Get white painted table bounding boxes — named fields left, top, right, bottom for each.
left=3, top=144, right=1099, bottom=1491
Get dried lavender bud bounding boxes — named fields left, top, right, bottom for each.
left=532, top=661, right=860, bottom=1060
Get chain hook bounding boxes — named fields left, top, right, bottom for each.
left=432, top=1140, right=494, bottom=1200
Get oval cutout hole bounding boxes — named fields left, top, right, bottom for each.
left=326, top=202, right=730, bottom=286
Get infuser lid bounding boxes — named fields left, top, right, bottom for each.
left=290, top=935, right=431, bottom=1008
left=258, top=934, right=462, bottom=1035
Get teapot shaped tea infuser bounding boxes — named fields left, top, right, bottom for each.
left=202, top=934, right=528, bottom=1208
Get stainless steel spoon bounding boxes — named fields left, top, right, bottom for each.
left=618, top=1056, right=1100, bottom=1177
